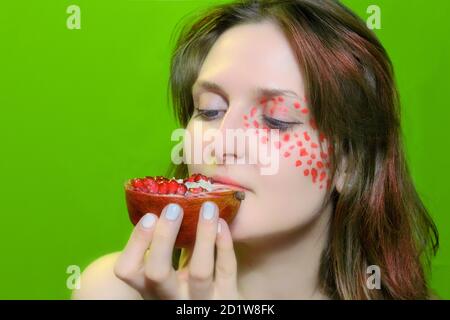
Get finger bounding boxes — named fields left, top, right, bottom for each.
left=188, top=201, right=218, bottom=300
left=144, top=203, right=183, bottom=299
left=114, top=213, right=157, bottom=283
left=214, top=218, right=239, bottom=299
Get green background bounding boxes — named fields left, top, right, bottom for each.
left=0, top=0, right=448, bottom=299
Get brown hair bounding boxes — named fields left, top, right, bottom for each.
left=167, top=0, right=439, bottom=299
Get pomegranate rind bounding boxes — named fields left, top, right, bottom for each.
left=124, top=179, right=242, bottom=248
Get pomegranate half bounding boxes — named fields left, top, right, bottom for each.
left=124, top=173, right=245, bottom=248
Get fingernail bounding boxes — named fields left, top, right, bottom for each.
left=141, top=213, right=156, bottom=229
left=202, top=201, right=216, bottom=220
left=217, top=220, right=222, bottom=233
left=165, top=203, right=181, bottom=221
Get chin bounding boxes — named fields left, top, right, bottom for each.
left=228, top=213, right=275, bottom=244
left=229, top=209, right=323, bottom=246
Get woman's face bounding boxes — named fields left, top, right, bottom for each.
left=185, top=21, right=334, bottom=242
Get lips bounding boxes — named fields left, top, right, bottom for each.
left=211, top=175, right=252, bottom=192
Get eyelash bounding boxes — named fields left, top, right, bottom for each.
left=261, top=115, right=299, bottom=132
left=194, top=108, right=226, bottom=121
left=194, top=108, right=301, bottom=132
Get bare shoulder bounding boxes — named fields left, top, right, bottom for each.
left=71, top=251, right=143, bottom=300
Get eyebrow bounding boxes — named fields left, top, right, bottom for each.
left=192, top=80, right=300, bottom=101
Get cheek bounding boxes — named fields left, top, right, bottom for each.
left=278, top=122, right=332, bottom=190
left=242, top=97, right=333, bottom=191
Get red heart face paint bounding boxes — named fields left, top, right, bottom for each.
left=242, top=95, right=332, bottom=190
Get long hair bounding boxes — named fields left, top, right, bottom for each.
left=166, top=0, right=439, bottom=299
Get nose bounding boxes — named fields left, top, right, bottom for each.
left=213, top=103, right=249, bottom=165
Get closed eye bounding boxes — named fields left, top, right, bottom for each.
left=194, top=108, right=226, bottom=121
left=262, top=115, right=302, bottom=132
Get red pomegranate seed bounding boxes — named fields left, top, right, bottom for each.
left=176, top=184, right=187, bottom=195
left=189, top=187, right=203, bottom=194
left=148, top=183, right=158, bottom=193
left=195, top=174, right=208, bottom=182
left=167, top=180, right=179, bottom=194
left=143, top=178, right=156, bottom=187
left=133, top=179, right=144, bottom=188
left=158, top=183, right=169, bottom=194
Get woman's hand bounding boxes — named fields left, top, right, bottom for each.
left=113, top=201, right=241, bottom=300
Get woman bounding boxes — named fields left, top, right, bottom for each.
left=73, top=0, right=439, bottom=299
